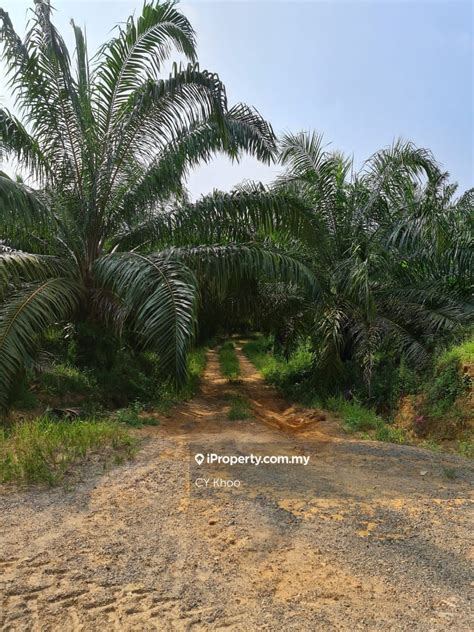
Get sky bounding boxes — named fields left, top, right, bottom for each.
left=0, top=0, right=472, bottom=198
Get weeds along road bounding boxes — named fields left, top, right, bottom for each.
left=0, top=347, right=472, bottom=631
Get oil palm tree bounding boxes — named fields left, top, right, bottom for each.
left=0, top=0, right=312, bottom=407
left=268, top=132, right=473, bottom=393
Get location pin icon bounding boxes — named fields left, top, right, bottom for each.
left=195, top=453, right=205, bottom=466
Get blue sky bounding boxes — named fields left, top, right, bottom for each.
left=0, top=0, right=472, bottom=197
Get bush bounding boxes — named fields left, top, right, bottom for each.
left=425, top=361, right=470, bottom=417
left=8, top=341, right=208, bottom=415
left=375, top=356, right=421, bottom=413
left=0, top=416, right=136, bottom=485
left=457, top=440, right=474, bottom=459
left=92, top=349, right=160, bottom=407
left=93, top=345, right=208, bottom=409
left=264, top=343, right=313, bottom=388
left=416, top=340, right=473, bottom=439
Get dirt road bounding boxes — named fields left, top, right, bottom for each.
left=0, top=347, right=472, bottom=631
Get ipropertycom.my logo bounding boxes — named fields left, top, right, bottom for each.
left=194, top=453, right=310, bottom=466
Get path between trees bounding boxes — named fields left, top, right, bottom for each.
left=0, top=346, right=472, bottom=631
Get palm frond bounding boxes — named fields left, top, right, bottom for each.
left=94, top=252, right=197, bottom=382
left=0, top=249, right=72, bottom=293
left=98, top=63, right=229, bottom=216
left=0, top=108, right=49, bottom=180
left=94, top=0, right=196, bottom=136
left=0, top=277, right=82, bottom=408
left=115, top=105, right=277, bottom=222
left=161, top=242, right=317, bottom=295
left=0, top=171, right=50, bottom=231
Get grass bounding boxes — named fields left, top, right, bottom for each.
left=0, top=347, right=208, bottom=487
left=184, top=347, right=208, bottom=394
left=226, top=395, right=252, bottom=421
left=12, top=346, right=208, bottom=416
left=374, top=424, right=407, bottom=445
left=457, top=439, right=474, bottom=459
left=152, top=346, right=208, bottom=414
left=243, top=337, right=315, bottom=403
left=218, top=341, right=240, bottom=381
left=243, top=338, right=273, bottom=372
left=419, top=439, right=442, bottom=453
left=437, top=337, right=474, bottom=368
left=110, top=347, right=208, bottom=422
left=442, top=467, right=458, bottom=480
left=114, top=402, right=159, bottom=428
left=326, top=397, right=381, bottom=431
left=0, top=416, right=137, bottom=486
left=324, top=397, right=409, bottom=443
left=244, top=336, right=408, bottom=445
left=38, top=363, right=97, bottom=398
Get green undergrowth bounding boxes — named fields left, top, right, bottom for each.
left=437, top=338, right=474, bottom=369
left=218, top=341, right=240, bottom=381
left=423, top=339, right=472, bottom=421
left=244, top=336, right=407, bottom=444
left=226, top=394, right=252, bottom=421
left=0, top=416, right=137, bottom=486
left=108, top=347, right=208, bottom=425
left=243, top=336, right=315, bottom=403
left=114, top=402, right=160, bottom=428
left=244, top=335, right=473, bottom=455
left=2, top=347, right=208, bottom=485
left=10, top=346, right=208, bottom=418
left=326, top=397, right=407, bottom=444
left=405, top=337, right=473, bottom=452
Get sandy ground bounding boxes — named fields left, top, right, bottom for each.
left=0, top=346, right=472, bottom=631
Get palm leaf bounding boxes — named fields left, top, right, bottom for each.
left=0, top=277, right=82, bottom=408
left=94, top=253, right=197, bottom=383
left=94, top=0, right=196, bottom=136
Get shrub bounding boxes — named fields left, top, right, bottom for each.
left=437, top=338, right=474, bottom=369
left=8, top=342, right=208, bottom=414
left=93, top=349, right=160, bottom=407
left=7, top=376, right=38, bottom=410
left=264, top=343, right=314, bottom=388
left=425, top=361, right=470, bottom=417
left=416, top=340, right=473, bottom=440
